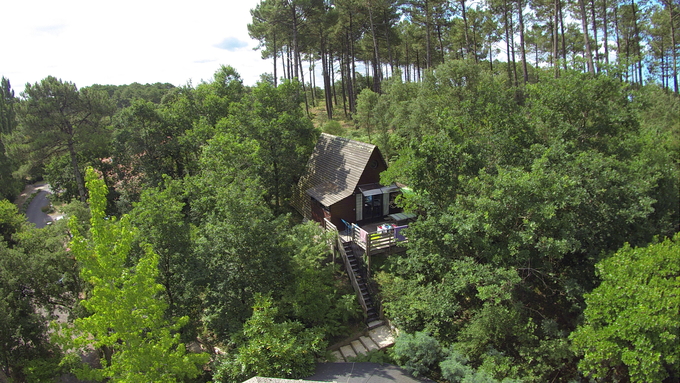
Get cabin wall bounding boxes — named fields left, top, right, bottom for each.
left=358, top=150, right=388, bottom=185
left=330, top=195, right=357, bottom=229
left=311, top=198, right=325, bottom=224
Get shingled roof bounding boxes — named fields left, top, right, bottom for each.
left=291, top=133, right=381, bottom=217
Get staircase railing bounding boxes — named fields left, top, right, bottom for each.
left=324, top=219, right=370, bottom=316
left=336, top=236, right=369, bottom=316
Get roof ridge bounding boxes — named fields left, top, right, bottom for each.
left=321, top=132, right=375, bottom=150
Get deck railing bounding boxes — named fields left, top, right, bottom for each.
left=323, top=218, right=337, bottom=233
left=352, top=224, right=408, bottom=257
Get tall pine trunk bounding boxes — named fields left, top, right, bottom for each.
left=669, top=1, right=679, bottom=93
left=321, top=40, right=333, bottom=120
left=509, top=1, right=518, bottom=86
left=560, top=1, right=567, bottom=70
left=297, top=51, right=309, bottom=116
left=504, top=0, right=514, bottom=84
left=425, top=0, right=432, bottom=68
left=310, top=56, right=317, bottom=106
left=472, top=18, right=479, bottom=63
left=368, top=4, right=382, bottom=92
left=340, top=53, right=348, bottom=117
left=460, top=0, right=471, bottom=59
left=554, top=0, right=560, bottom=78
left=518, top=0, right=529, bottom=83
left=591, top=0, right=601, bottom=71
left=292, top=5, right=300, bottom=79
left=603, top=0, right=610, bottom=66
left=273, top=32, right=278, bottom=87
left=631, top=0, right=643, bottom=84
left=384, top=10, right=395, bottom=74
left=614, top=6, right=623, bottom=80
left=579, top=0, right=596, bottom=74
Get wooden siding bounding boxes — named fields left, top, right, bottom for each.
left=330, top=194, right=358, bottom=229
left=291, top=133, right=385, bottom=222
left=357, top=149, right=388, bottom=186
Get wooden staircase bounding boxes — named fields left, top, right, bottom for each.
left=341, top=240, right=381, bottom=327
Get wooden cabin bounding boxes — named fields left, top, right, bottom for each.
left=291, top=133, right=403, bottom=230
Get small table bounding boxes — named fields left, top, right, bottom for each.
left=377, top=224, right=393, bottom=234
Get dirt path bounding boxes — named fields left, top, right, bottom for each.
left=14, top=182, right=46, bottom=208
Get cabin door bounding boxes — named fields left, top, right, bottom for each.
left=362, top=194, right=383, bottom=221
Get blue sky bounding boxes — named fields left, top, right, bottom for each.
left=2, top=0, right=272, bottom=91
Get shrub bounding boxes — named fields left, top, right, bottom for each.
left=390, top=331, right=445, bottom=377
left=323, top=120, right=344, bottom=136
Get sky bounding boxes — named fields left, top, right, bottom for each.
left=2, top=0, right=274, bottom=92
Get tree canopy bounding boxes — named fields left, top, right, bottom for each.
left=0, top=40, right=677, bottom=382
left=571, top=234, right=680, bottom=383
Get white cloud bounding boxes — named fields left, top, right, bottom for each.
left=214, top=37, right=250, bottom=51
left=1, top=0, right=272, bottom=90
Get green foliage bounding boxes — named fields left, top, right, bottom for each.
left=111, top=98, right=188, bottom=193
left=129, top=178, right=199, bottom=325
left=0, top=242, right=54, bottom=381
left=376, top=69, right=678, bottom=382
left=0, top=201, right=76, bottom=381
left=281, top=222, right=361, bottom=336
left=0, top=199, right=25, bottom=245
left=571, top=234, right=680, bottom=383
left=56, top=199, right=92, bottom=237
left=21, top=354, right=72, bottom=383
left=377, top=258, right=520, bottom=341
left=355, top=88, right=380, bottom=140
left=194, top=65, right=245, bottom=126
left=59, top=168, right=208, bottom=382
left=322, top=119, right=345, bottom=136
left=187, top=132, right=291, bottom=339
left=526, top=72, right=639, bottom=155
left=0, top=77, right=23, bottom=201
left=440, top=350, right=473, bottom=383
left=213, top=294, right=326, bottom=383
left=9, top=76, right=115, bottom=201
left=88, top=82, right=176, bottom=109
left=231, top=79, right=319, bottom=213
left=347, top=349, right=393, bottom=364
left=0, top=77, right=17, bottom=135
left=391, top=331, right=446, bottom=377
left=43, top=153, right=82, bottom=203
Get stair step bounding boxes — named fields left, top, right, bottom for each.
left=366, top=320, right=384, bottom=329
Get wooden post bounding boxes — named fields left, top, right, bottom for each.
left=366, top=236, right=371, bottom=278
left=367, top=251, right=371, bottom=279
